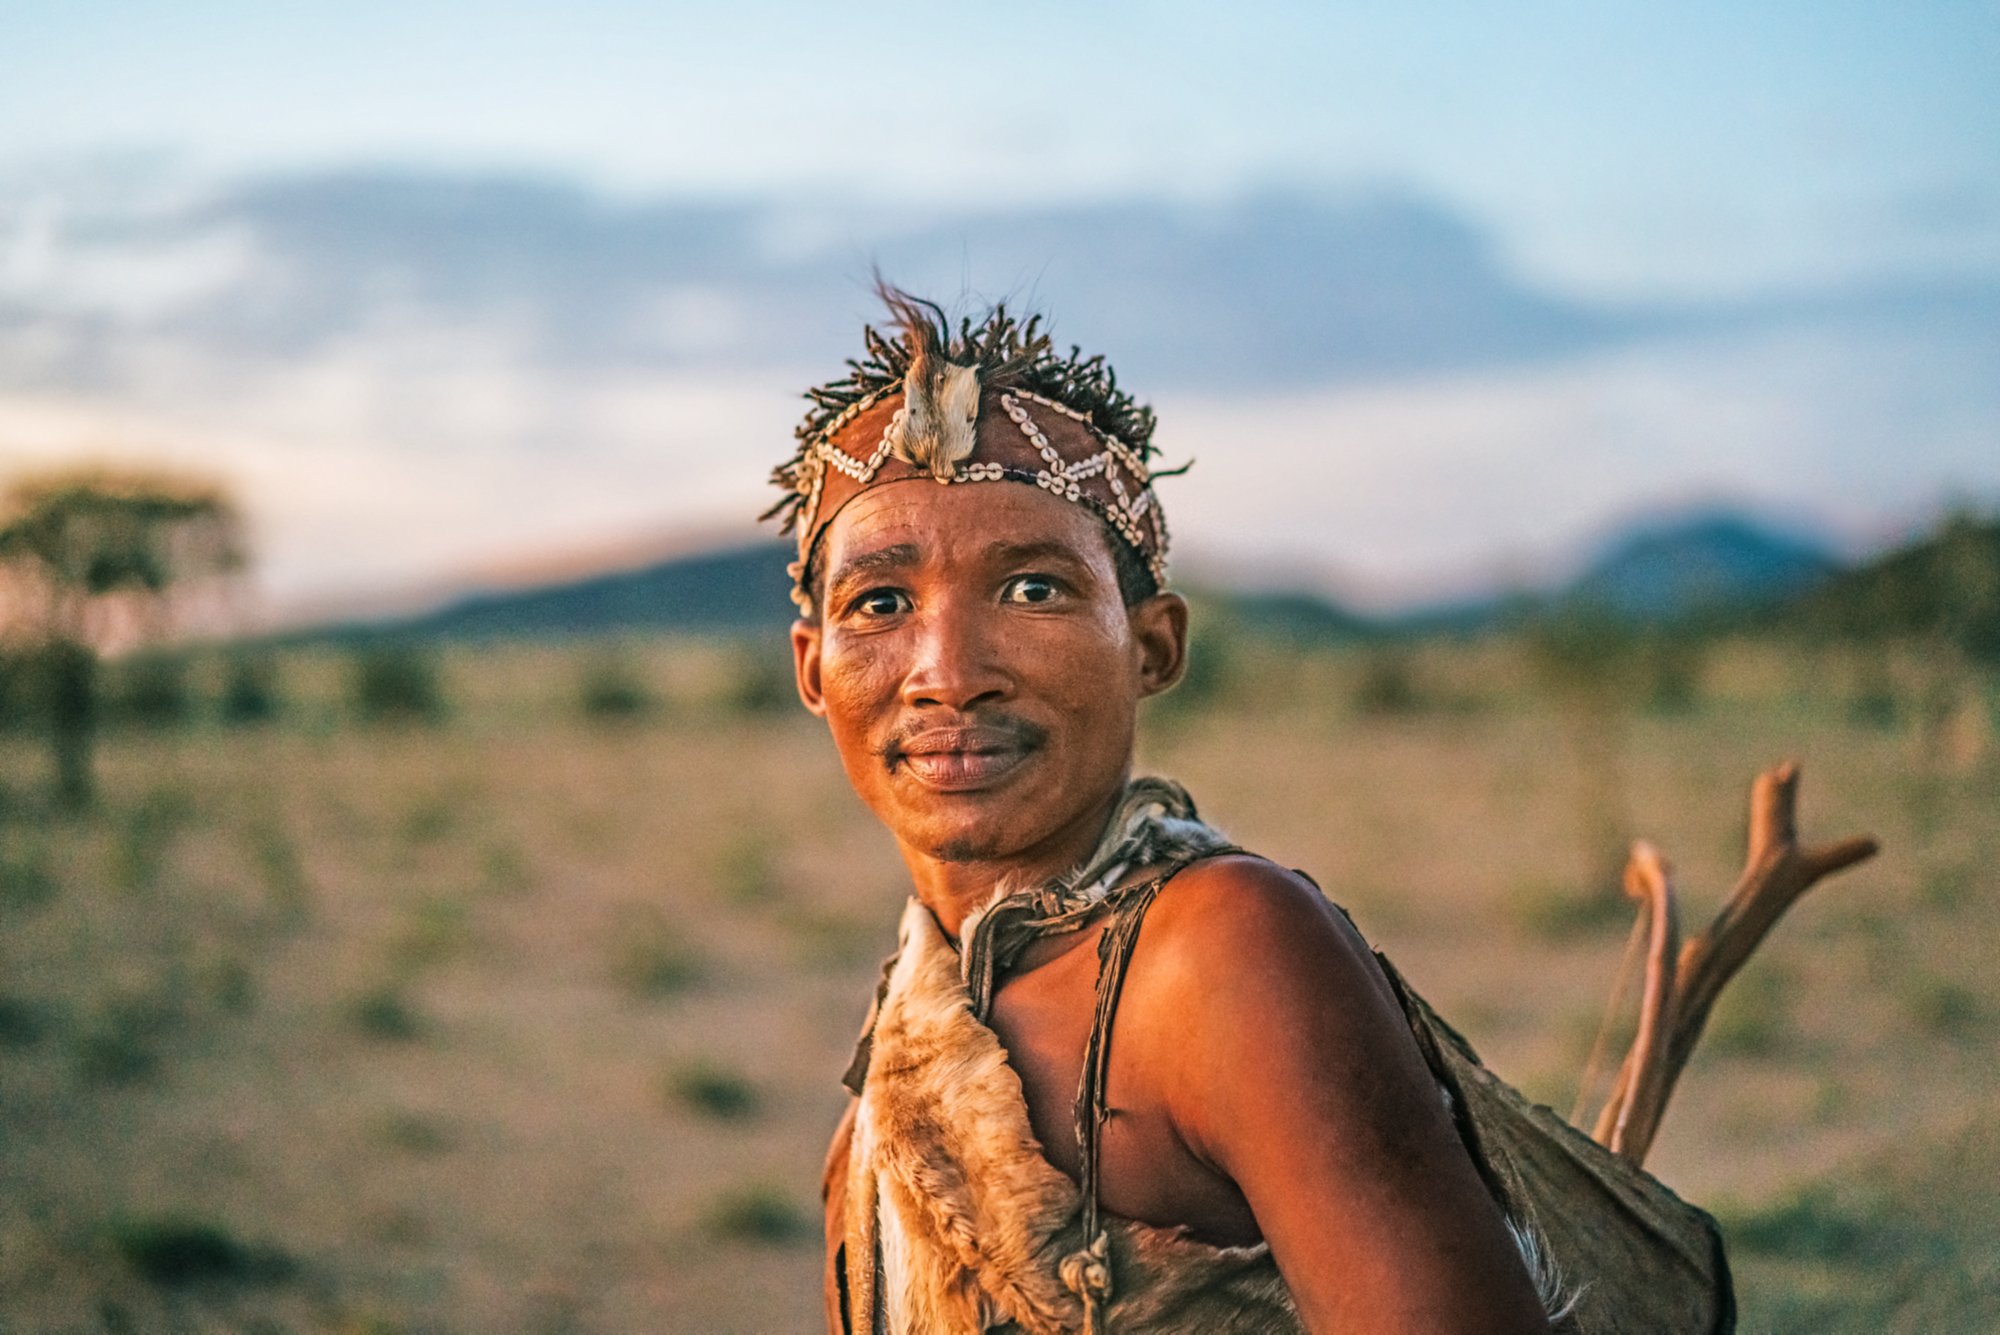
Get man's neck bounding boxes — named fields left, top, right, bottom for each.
left=900, top=788, right=1124, bottom=940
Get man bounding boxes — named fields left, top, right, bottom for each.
left=768, top=289, right=1728, bottom=1334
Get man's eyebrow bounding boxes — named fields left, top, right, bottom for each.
left=826, top=542, right=921, bottom=593
left=984, top=538, right=1092, bottom=569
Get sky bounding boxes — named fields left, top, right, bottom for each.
left=8, top=1, right=1996, bottom=296
left=1, top=1, right=1997, bottom=611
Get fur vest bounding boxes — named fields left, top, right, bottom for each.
left=833, top=896, right=1301, bottom=1334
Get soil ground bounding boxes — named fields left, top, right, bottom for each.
left=0, top=637, right=1993, bottom=1332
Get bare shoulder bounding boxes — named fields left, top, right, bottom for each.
left=1119, top=854, right=1439, bottom=1169
left=1129, top=854, right=1397, bottom=1014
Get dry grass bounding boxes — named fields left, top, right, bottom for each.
left=0, top=635, right=1994, bottom=1331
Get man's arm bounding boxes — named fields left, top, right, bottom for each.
left=1130, top=857, right=1549, bottom=1333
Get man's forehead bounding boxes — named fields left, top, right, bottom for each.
left=821, top=481, right=1113, bottom=577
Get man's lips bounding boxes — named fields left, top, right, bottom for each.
left=885, top=724, right=1040, bottom=792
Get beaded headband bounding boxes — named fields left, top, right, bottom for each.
left=764, top=289, right=1171, bottom=613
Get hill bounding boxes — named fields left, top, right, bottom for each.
left=306, top=507, right=1850, bottom=644
left=323, top=542, right=797, bottom=641
left=1782, top=512, right=2000, bottom=661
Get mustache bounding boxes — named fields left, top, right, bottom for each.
left=877, top=713, right=1049, bottom=765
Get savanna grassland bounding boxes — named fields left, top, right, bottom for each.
left=0, top=634, right=1994, bottom=1333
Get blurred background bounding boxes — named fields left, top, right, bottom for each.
left=1, top=2, right=1996, bottom=1330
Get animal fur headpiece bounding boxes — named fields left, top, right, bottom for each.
left=764, top=286, right=1172, bottom=612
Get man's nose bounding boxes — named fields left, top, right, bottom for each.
left=899, top=600, right=1012, bottom=711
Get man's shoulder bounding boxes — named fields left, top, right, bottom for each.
left=1133, top=853, right=1390, bottom=1005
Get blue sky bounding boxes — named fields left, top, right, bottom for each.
left=6, top=1, right=1996, bottom=297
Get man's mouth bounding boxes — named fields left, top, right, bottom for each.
left=884, top=722, right=1042, bottom=792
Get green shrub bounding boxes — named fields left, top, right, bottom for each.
left=113, top=786, right=195, bottom=895
left=349, top=985, right=422, bottom=1041
left=580, top=653, right=655, bottom=720
left=220, top=654, right=280, bottom=724
left=720, top=645, right=797, bottom=717
left=702, top=1184, right=810, bottom=1245
left=75, top=994, right=179, bottom=1083
left=1907, top=977, right=1982, bottom=1040
left=609, top=906, right=705, bottom=1000
left=1718, top=1184, right=1871, bottom=1261
left=374, top=1110, right=456, bottom=1156
left=112, top=653, right=193, bottom=729
left=350, top=646, right=445, bottom=723
left=0, top=844, right=58, bottom=911
left=199, top=954, right=257, bottom=1016
left=1353, top=651, right=1421, bottom=716
left=668, top=1061, right=761, bottom=1121
left=0, top=995, right=50, bottom=1047
left=105, top=1214, right=294, bottom=1287
left=387, top=896, right=469, bottom=973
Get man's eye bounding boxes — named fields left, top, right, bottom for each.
left=1002, top=575, right=1064, bottom=605
left=850, top=588, right=911, bottom=617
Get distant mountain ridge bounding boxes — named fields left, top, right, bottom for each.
left=313, top=506, right=1847, bottom=642
left=1563, top=510, right=1841, bottom=621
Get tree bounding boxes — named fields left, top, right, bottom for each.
left=0, top=466, right=245, bottom=807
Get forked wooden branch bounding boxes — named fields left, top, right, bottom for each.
left=1591, top=761, right=1878, bottom=1166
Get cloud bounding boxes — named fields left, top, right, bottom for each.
left=1, top=165, right=1995, bottom=611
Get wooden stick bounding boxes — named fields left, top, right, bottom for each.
left=1597, top=842, right=1678, bottom=1157
left=1591, top=762, right=1878, bottom=1166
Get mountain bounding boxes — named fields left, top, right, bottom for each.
left=320, top=541, right=797, bottom=641
left=307, top=507, right=1843, bottom=644
left=1380, top=507, right=1845, bottom=633
left=1563, top=510, right=1842, bottom=621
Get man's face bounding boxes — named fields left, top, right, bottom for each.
left=792, top=481, right=1187, bottom=871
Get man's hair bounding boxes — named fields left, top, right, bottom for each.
left=770, top=288, right=1171, bottom=620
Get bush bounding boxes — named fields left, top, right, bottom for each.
left=0, top=995, right=50, bottom=1047
left=579, top=653, right=655, bottom=720
left=105, top=1214, right=294, bottom=1287
left=1907, top=977, right=1982, bottom=1040
left=374, top=1110, right=457, bottom=1156
left=0, top=648, right=30, bottom=732
left=668, top=1061, right=761, bottom=1121
left=75, top=993, right=179, bottom=1084
left=702, top=1184, right=810, bottom=1245
left=721, top=644, right=797, bottom=717
left=1719, top=1184, right=1871, bottom=1261
left=112, top=653, right=192, bottom=729
left=0, top=844, right=58, bottom=911
left=220, top=654, right=280, bottom=724
left=1353, top=651, right=1421, bottom=716
left=349, top=984, right=422, bottom=1040
left=350, top=646, right=445, bottom=723
left=609, top=906, right=705, bottom=1000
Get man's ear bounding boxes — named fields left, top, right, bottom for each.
left=791, top=617, right=829, bottom=717
left=1131, top=591, right=1190, bottom=698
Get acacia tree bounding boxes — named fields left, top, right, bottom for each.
left=0, top=467, right=245, bottom=807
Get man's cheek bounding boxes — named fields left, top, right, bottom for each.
left=821, top=645, right=898, bottom=712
